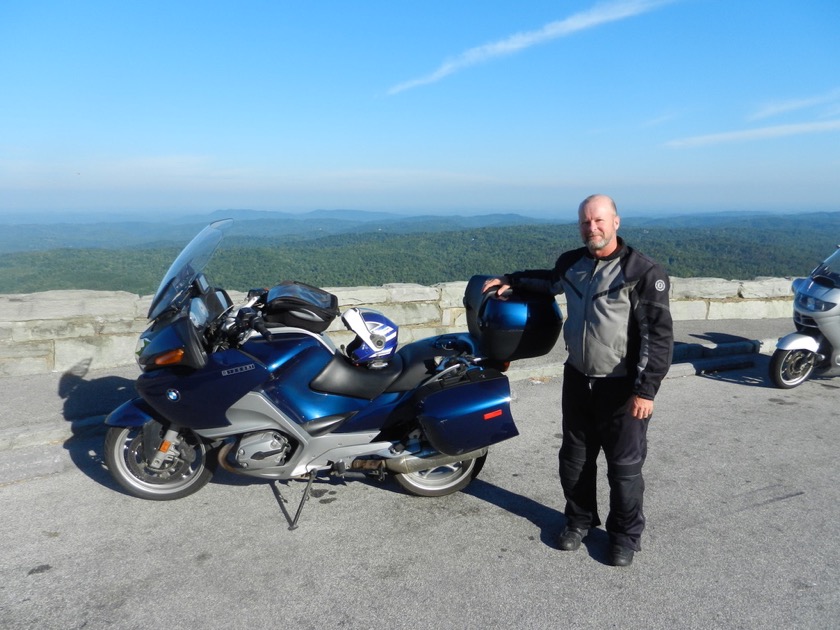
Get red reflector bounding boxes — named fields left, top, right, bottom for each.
left=483, top=409, right=503, bottom=421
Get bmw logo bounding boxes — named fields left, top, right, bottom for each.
left=166, top=389, right=181, bottom=402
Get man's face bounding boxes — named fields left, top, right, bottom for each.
left=578, top=199, right=619, bottom=255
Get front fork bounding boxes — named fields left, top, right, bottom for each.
left=107, top=398, right=192, bottom=470
left=141, top=419, right=187, bottom=470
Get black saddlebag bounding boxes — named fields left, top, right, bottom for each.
left=417, top=368, right=518, bottom=456
left=264, top=281, right=340, bottom=333
left=463, top=274, right=563, bottom=362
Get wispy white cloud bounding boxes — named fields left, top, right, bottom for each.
left=387, top=0, right=675, bottom=95
left=748, top=87, right=840, bottom=121
left=665, top=120, right=840, bottom=148
left=641, top=110, right=684, bottom=127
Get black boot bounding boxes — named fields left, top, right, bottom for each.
left=609, top=544, right=634, bottom=567
left=557, top=526, right=588, bottom=551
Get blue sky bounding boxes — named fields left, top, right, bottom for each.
left=1, top=0, right=838, bottom=218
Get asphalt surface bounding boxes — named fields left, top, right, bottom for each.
left=4, top=317, right=840, bottom=629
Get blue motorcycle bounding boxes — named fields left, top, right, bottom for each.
left=104, top=220, right=561, bottom=525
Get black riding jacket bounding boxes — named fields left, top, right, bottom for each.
left=508, top=238, right=673, bottom=400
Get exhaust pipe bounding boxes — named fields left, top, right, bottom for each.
left=383, top=447, right=488, bottom=474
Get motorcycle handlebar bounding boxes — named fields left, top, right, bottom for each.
left=236, top=307, right=273, bottom=341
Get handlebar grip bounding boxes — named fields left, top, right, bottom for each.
left=252, top=316, right=273, bottom=341
left=237, top=307, right=273, bottom=341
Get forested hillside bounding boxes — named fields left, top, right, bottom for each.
left=1, top=212, right=838, bottom=295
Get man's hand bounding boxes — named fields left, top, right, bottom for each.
left=482, top=276, right=511, bottom=297
left=629, top=395, right=654, bottom=420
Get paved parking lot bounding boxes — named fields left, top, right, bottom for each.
left=1, top=335, right=839, bottom=629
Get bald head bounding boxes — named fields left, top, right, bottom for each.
left=579, top=194, right=617, bottom=216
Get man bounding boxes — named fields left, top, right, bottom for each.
left=484, top=194, right=673, bottom=567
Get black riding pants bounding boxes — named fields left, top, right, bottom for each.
left=559, top=365, right=649, bottom=551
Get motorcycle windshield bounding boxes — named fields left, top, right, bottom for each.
left=147, top=219, right=233, bottom=320
left=812, top=248, right=840, bottom=288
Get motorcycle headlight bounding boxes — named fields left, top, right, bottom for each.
left=796, top=293, right=837, bottom=312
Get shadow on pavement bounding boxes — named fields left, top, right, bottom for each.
left=699, top=353, right=840, bottom=390
left=59, top=359, right=136, bottom=422
left=686, top=331, right=751, bottom=344
left=699, top=355, right=772, bottom=387
left=463, top=479, right=567, bottom=546
left=58, top=359, right=137, bottom=491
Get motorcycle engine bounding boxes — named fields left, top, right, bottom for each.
left=234, top=431, right=291, bottom=470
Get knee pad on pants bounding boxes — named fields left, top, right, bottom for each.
left=607, top=460, right=643, bottom=479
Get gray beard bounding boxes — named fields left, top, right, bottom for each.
left=585, top=235, right=611, bottom=251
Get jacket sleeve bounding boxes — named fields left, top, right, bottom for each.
left=507, top=253, right=570, bottom=296
left=633, top=263, right=674, bottom=400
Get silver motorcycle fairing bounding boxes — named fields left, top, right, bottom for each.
left=788, top=277, right=840, bottom=368
left=193, top=390, right=394, bottom=479
left=193, top=390, right=491, bottom=480
left=776, top=331, right=822, bottom=352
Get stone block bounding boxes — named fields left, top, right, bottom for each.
left=0, top=340, right=54, bottom=377
left=398, top=326, right=450, bottom=344
left=384, top=283, right=440, bottom=303
left=670, top=300, right=708, bottom=321
left=0, top=290, right=142, bottom=321
left=441, top=307, right=467, bottom=328
left=376, top=303, right=441, bottom=327
left=437, top=281, right=469, bottom=308
left=328, top=286, right=389, bottom=307
left=739, top=278, right=795, bottom=299
left=0, top=356, right=54, bottom=377
left=0, top=339, right=53, bottom=360
left=54, top=335, right=138, bottom=372
left=96, top=318, right=149, bottom=336
left=13, top=319, right=97, bottom=342
left=707, top=299, right=792, bottom=320
left=135, top=296, right=154, bottom=318
left=671, top=277, right=740, bottom=299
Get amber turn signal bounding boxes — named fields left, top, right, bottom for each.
left=154, top=348, right=185, bottom=366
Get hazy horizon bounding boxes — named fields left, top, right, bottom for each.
left=2, top=1, right=838, bottom=218
left=0, top=204, right=837, bottom=227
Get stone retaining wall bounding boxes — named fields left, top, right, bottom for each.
left=0, top=277, right=794, bottom=377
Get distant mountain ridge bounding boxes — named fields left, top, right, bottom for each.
left=2, top=209, right=840, bottom=294
left=1, top=207, right=834, bottom=254
left=0, top=209, right=556, bottom=254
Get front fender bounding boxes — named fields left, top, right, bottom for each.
left=776, top=331, right=822, bottom=353
left=105, top=398, right=157, bottom=427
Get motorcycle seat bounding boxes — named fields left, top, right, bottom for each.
left=310, top=353, right=406, bottom=400
left=310, top=334, right=474, bottom=400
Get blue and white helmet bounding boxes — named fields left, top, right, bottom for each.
left=342, top=307, right=398, bottom=365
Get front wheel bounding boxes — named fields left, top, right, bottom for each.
left=770, top=348, right=816, bottom=389
left=393, top=453, right=487, bottom=497
left=104, top=425, right=214, bottom=500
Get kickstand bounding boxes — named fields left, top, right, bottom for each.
left=273, top=471, right=317, bottom=530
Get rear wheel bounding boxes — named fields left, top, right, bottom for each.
left=770, top=348, right=816, bottom=389
left=393, top=453, right=487, bottom=497
left=104, top=425, right=213, bottom=500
